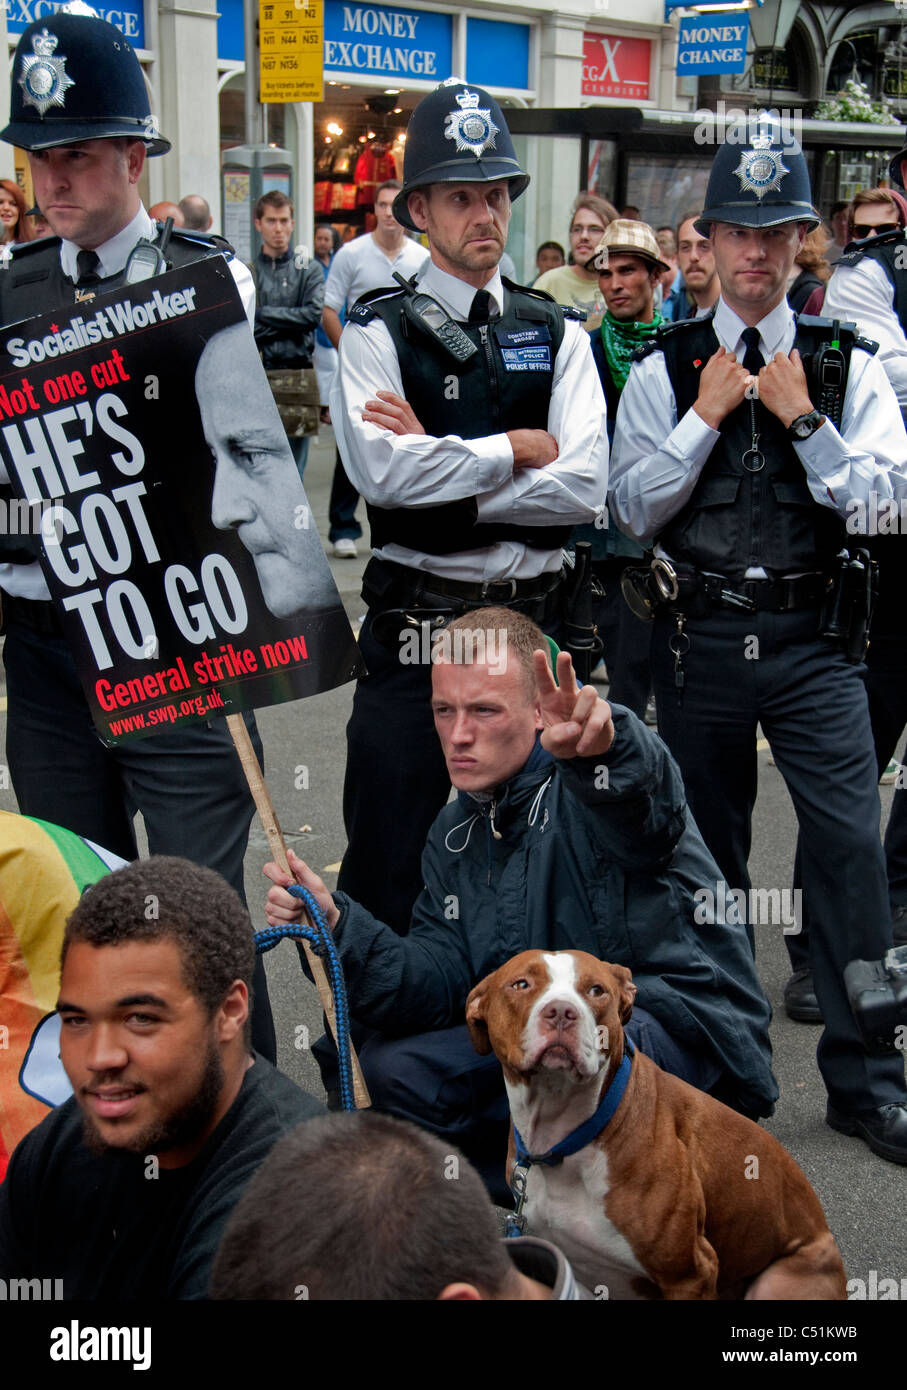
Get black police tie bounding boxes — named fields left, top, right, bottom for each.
left=468, top=289, right=492, bottom=324
left=76, top=249, right=101, bottom=287
left=741, top=326, right=764, bottom=376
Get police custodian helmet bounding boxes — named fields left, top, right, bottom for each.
left=0, top=5, right=170, bottom=155
left=694, top=112, right=818, bottom=235
left=392, top=77, right=529, bottom=231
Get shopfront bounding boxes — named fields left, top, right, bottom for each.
left=507, top=103, right=907, bottom=238
left=215, top=0, right=538, bottom=267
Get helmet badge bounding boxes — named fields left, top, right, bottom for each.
left=733, top=128, right=789, bottom=201
left=19, top=28, right=75, bottom=117
left=444, top=88, right=499, bottom=159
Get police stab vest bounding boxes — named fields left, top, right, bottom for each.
left=0, top=226, right=233, bottom=565
left=837, top=228, right=907, bottom=338
left=348, top=278, right=573, bottom=556
left=642, top=315, right=870, bottom=581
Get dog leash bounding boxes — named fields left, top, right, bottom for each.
left=505, top=1039, right=635, bottom=1237
left=255, top=885, right=357, bottom=1112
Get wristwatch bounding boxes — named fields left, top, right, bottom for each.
left=788, top=409, right=825, bottom=441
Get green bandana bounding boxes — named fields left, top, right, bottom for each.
left=599, top=310, right=663, bottom=391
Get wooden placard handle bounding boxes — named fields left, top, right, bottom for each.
left=227, top=713, right=370, bottom=1108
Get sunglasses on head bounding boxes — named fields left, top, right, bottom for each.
left=852, top=222, right=899, bottom=239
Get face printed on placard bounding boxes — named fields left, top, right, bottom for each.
left=197, top=323, right=336, bottom=621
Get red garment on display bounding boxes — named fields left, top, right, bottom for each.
left=355, top=145, right=397, bottom=206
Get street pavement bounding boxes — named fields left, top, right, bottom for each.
left=2, top=427, right=904, bottom=1298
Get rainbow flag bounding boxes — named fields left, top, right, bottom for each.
left=0, top=812, right=124, bottom=1181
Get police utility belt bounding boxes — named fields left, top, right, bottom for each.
left=622, top=560, right=830, bottom=619
left=364, top=556, right=564, bottom=651
left=622, top=550, right=877, bottom=664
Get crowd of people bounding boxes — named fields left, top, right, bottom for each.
left=0, top=10, right=905, bottom=1305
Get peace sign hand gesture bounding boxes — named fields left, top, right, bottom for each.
left=533, top=649, right=615, bottom=761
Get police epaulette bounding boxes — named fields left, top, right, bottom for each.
left=2, top=233, right=59, bottom=260
left=794, top=314, right=878, bottom=354
left=795, top=312, right=858, bottom=334
left=794, top=313, right=878, bottom=352
left=346, top=283, right=405, bottom=325
left=160, top=225, right=232, bottom=255
left=630, top=316, right=704, bottom=361
left=837, top=226, right=905, bottom=265
left=501, top=278, right=587, bottom=320
left=502, top=276, right=551, bottom=301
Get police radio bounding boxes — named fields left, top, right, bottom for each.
left=813, top=321, right=847, bottom=429
left=393, top=272, right=478, bottom=363
left=124, top=217, right=174, bottom=284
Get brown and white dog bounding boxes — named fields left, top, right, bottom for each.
left=466, top=949, right=847, bottom=1300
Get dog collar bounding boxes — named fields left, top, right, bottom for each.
left=506, top=1040, right=635, bottom=1236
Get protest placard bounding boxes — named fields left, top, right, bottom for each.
left=0, top=254, right=364, bottom=742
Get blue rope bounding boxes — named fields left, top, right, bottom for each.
left=255, top=885, right=356, bottom=1112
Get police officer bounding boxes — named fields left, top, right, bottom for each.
left=0, top=9, right=275, bottom=1057
left=610, top=114, right=907, bottom=1163
left=825, top=158, right=907, bottom=410
left=824, top=151, right=907, bottom=951
left=331, top=77, right=607, bottom=933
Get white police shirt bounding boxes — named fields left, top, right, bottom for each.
left=610, top=295, right=907, bottom=564
left=824, top=256, right=907, bottom=412
left=331, top=259, right=608, bottom=583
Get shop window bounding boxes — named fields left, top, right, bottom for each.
left=625, top=154, right=713, bottom=234
left=587, top=140, right=617, bottom=205
left=752, top=47, right=800, bottom=93
left=883, top=23, right=907, bottom=102
left=219, top=74, right=285, bottom=152
left=826, top=33, right=878, bottom=97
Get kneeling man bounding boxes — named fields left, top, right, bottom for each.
left=266, top=609, right=776, bottom=1193
left=0, top=857, right=323, bottom=1299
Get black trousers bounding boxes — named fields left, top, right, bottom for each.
left=3, top=619, right=276, bottom=1061
left=864, top=605, right=907, bottom=911
left=327, top=448, right=362, bottom=544
left=650, top=606, right=905, bottom=1112
left=591, top=556, right=652, bottom=719
left=336, top=612, right=455, bottom=933
left=786, top=597, right=907, bottom=973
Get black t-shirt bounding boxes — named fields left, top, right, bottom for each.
left=0, top=1054, right=323, bottom=1300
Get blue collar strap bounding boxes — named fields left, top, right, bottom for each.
left=512, top=1039, right=635, bottom=1169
